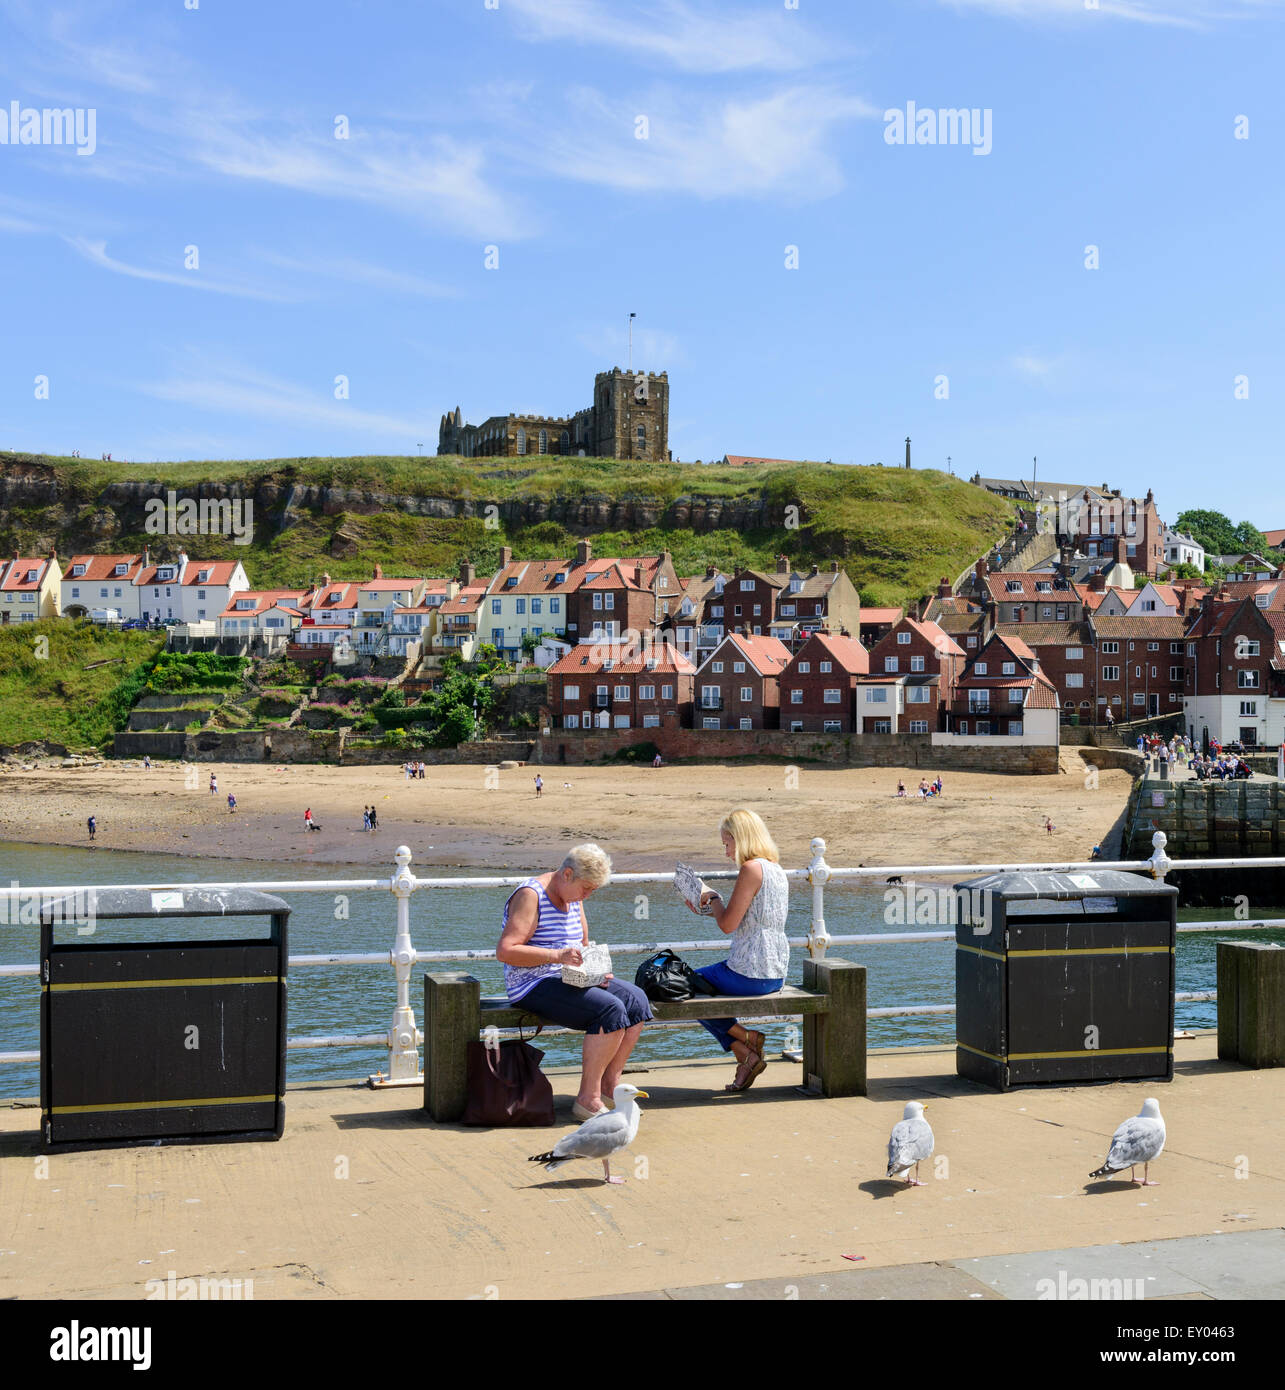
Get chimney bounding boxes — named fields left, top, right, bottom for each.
left=1090, top=570, right=1106, bottom=592
left=975, top=558, right=988, bottom=579
left=1114, top=536, right=1126, bottom=564
left=777, top=555, right=790, bottom=575
left=459, top=559, right=475, bottom=586
left=809, top=564, right=819, bottom=578
left=831, top=560, right=839, bottom=573
left=634, top=564, right=645, bottom=588
left=499, top=546, right=512, bottom=567
left=706, top=564, right=717, bottom=579
left=322, top=572, right=332, bottom=586
left=576, top=539, right=593, bottom=566
left=938, top=576, right=952, bottom=599
left=143, top=545, right=150, bottom=569
left=373, top=563, right=383, bottom=580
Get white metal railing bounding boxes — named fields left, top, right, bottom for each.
left=2, top=832, right=1283, bottom=1082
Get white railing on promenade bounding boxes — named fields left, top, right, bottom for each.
left=2, top=833, right=1283, bottom=1082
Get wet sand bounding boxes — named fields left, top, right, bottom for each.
left=0, top=755, right=1133, bottom=872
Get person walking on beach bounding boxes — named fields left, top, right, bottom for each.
left=209, top=772, right=218, bottom=796
left=534, top=774, right=543, bottom=798
left=687, top=808, right=789, bottom=1093
left=362, top=807, right=371, bottom=831
left=369, top=804, right=378, bottom=831
left=496, top=844, right=651, bottom=1120
left=87, top=815, right=96, bottom=841
left=227, top=792, right=237, bottom=814
left=1045, top=816, right=1056, bottom=836
left=418, top=760, right=425, bottom=780
left=142, top=754, right=152, bottom=770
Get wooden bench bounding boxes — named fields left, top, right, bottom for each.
left=423, top=957, right=866, bottom=1122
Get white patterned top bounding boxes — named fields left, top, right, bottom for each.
left=726, top=858, right=790, bottom=979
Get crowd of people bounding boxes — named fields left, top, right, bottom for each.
left=894, top=776, right=944, bottom=799
left=1135, top=731, right=1254, bottom=780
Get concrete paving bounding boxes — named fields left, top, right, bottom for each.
left=2, top=1035, right=1283, bottom=1300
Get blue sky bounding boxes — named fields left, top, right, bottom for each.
left=0, top=0, right=1281, bottom=527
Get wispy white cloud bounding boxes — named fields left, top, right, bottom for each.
left=576, top=322, right=684, bottom=370
left=138, top=359, right=437, bottom=441
left=1011, top=351, right=1056, bottom=377
left=254, top=251, right=461, bottom=299
left=503, top=0, right=845, bottom=72
left=937, top=0, right=1283, bottom=27
left=528, top=85, right=879, bottom=200
left=64, top=238, right=298, bottom=301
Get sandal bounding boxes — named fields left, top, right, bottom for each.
left=744, top=1030, right=766, bottom=1058
left=725, top=1050, right=767, bottom=1092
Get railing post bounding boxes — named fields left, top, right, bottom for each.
left=806, top=836, right=831, bottom=960
left=369, top=844, right=422, bottom=1087
left=1148, top=830, right=1172, bottom=881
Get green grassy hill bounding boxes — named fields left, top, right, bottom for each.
left=1, top=451, right=1014, bottom=609
left=0, top=621, right=165, bottom=750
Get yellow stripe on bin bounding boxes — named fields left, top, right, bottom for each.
left=957, top=1041, right=1005, bottom=1062
left=959, top=1043, right=1171, bottom=1064
left=955, top=944, right=1005, bottom=961
left=46, top=976, right=281, bottom=993
left=49, top=1094, right=277, bottom=1115
left=1008, top=946, right=1173, bottom=958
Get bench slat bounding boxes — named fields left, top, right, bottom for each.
left=479, top=984, right=828, bottom=1029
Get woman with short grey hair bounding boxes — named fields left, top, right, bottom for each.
left=497, top=843, right=652, bottom=1120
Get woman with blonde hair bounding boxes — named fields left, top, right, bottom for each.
left=497, top=843, right=653, bottom=1120
left=686, top=808, right=789, bottom=1092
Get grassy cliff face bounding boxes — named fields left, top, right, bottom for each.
left=0, top=621, right=165, bottom=749
left=1, top=452, right=1013, bottom=610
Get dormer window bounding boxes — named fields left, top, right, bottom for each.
left=1035, top=582, right=1051, bottom=592
left=25, top=570, right=37, bottom=583
left=113, top=564, right=128, bottom=576
left=556, top=572, right=568, bottom=583
left=236, top=598, right=255, bottom=610
left=506, top=577, right=518, bottom=587
left=72, top=564, right=85, bottom=576
left=1006, top=580, right=1022, bottom=593
left=198, top=569, right=212, bottom=582
left=789, top=579, right=802, bottom=593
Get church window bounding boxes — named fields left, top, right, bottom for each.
left=516, top=428, right=526, bottom=455
left=538, top=429, right=548, bottom=455
left=560, top=430, right=570, bottom=454
left=636, top=424, right=646, bottom=453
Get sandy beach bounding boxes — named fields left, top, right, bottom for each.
left=0, top=755, right=1133, bottom=872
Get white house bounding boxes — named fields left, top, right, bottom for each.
left=1163, top=529, right=1205, bottom=571
left=61, top=554, right=145, bottom=620
left=179, top=558, right=249, bottom=624
left=354, top=570, right=426, bottom=654
left=1124, top=581, right=1181, bottom=618
left=533, top=635, right=573, bottom=669
left=216, top=590, right=307, bottom=639
left=134, top=553, right=189, bottom=623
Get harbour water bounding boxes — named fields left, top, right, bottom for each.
left=2, top=840, right=1281, bottom=1095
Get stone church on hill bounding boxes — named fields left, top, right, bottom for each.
left=438, top=367, right=670, bottom=462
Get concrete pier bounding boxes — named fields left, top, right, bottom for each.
left=3, top=1034, right=1284, bottom=1300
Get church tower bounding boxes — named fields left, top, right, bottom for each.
left=591, top=369, right=669, bottom=462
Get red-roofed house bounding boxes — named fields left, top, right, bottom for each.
left=564, top=544, right=681, bottom=648
left=859, top=616, right=965, bottom=733
left=0, top=553, right=62, bottom=623
left=858, top=607, right=903, bottom=649
left=694, top=633, right=792, bottom=730
left=179, top=559, right=249, bottom=624
left=944, top=631, right=1060, bottom=742
left=432, top=584, right=486, bottom=657
left=217, top=590, right=307, bottom=640
left=1183, top=596, right=1285, bottom=748
left=482, top=547, right=583, bottom=659
left=779, top=633, right=869, bottom=732
left=547, top=642, right=696, bottom=731
left=61, top=554, right=144, bottom=620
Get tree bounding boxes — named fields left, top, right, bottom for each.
left=520, top=632, right=542, bottom=657
left=1232, top=521, right=1269, bottom=555
left=1173, top=509, right=1237, bottom=557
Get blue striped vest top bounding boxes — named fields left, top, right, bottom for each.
left=502, top=877, right=583, bottom=1002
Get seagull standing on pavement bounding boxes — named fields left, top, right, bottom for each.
left=529, top=1083, right=649, bottom=1186
left=1090, top=1097, right=1166, bottom=1186
left=886, top=1100, right=934, bottom=1186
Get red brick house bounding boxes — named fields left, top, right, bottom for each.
left=779, top=633, right=869, bottom=732
left=695, top=632, right=792, bottom=730
left=1183, top=597, right=1285, bottom=749
left=947, top=632, right=1060, bottom=737
left=702, top=568, right=786, bottom=650
left=986, top=571, right=1086, bottom=625
left=860, top=616, right=964, bottom=732
left=547, top=642, right=696, bottom=731
left=858, top=607, right=903, bottom=649
left=563, top=542, right=682, bottom=645
left=1088, top=615, right=1188, bottom=721
left=768, top=560, right=862, bottom=651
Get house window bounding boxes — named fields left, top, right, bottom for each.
left=711, top=605, right=724, bottom=619
left=819, top=661, right=832, bottom=673
left=790, top=720, right=804, bottom=732
left=781, top=604, right=796, bottom=617
left=613, top=684, right=629, bottom=701
left=975, top=662, right=987, bottom=675
left=564, top=685, right=580, bottom=701
left=739, top=686, right=753, bottom=702
left=790, top=690, right=803, bottom=704
left=712, top=661, right=723, bottom=673
left=700, top=685, right=720, bottom=708
left=1102, top=665, right=1120, bottom=682
left=789, top=578, right=802, bottom=593
left=638, top=684, right=655, bottom=700
left=897, top=631, right=911, bottom=644
left=71, top=587, right=79, bottom=597
left=798, top=661, right=810, bottom=673
left=823, top=719, right=842, bottom=732
left=872, top=719, right=892, bottom=733
left=977, top=721, right=991, bottom=735
left=1002, top=662, right=1015, bottom=675
left=1240, top=700, right=1258, bottom=716
left=1009, top=688, right=1024, bottom=703
left=1008, top=720, right=1023, bottom=736
left=1147, top=641, right=1159, bottom=652
left=734, top=606, right=742, bottom=616
left=907, top=687, right=930, bottom=703
left=661, top=683, right=674, bottom=700
left=910, top=655, right=925, bottom=672
left=1238, top=670, right=1261, bottom=689
left=909, top=720, right=929, bottom=734
left=1101, top=641, right=1119, bottom=654
left=738, top=717, right=752, bottom=730
left=967, top=636, right=978, bottom=648
left=1067, top=673, right=1084, bottom=688
left=1067, top=647, right=1083, bottom=660
left=866, top=687, right=888, bottom=704
left=564, top=714, right=580, bottom=729
left=550, top=597, right=560, bottom=614
left=531, top=598, right=542, bottom=614
left=516, top=428, right=526, bottom=455
left=491, top=599, right=502, bottom=615
left=740, top=580, right=755, bottom=591
left=516, top=599, right=526, bottom=615
left=823, top=689, right=841, bottom=704
left=885, top=657, right=899, bottom=673
left=753, top=605, right=761, bottom=616
left=643, top=714, right=660, bottom=727
left=1133, top=693, right=1146, bottom=706
left=733, top=661, right=745, bottom=673
left=703, top=717, right=720, bottom=730
left=1241, top=640, right=1261, bottom=657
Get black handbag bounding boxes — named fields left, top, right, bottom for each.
left=634, top=949, right=719, bottom=1002
left=461, top=1020, right=556, bottom=1127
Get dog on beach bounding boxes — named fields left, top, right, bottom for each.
left=886, top=875, right=904, bottom=885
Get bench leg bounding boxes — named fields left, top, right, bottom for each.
left=424, top=972, right=481, bottom=1121
left=802, top=958, right=867, bottom=1097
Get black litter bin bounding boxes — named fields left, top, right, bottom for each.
left=40, top=886, right=288, bottom=1148
left=954, top=870, right=1177, bottom=1091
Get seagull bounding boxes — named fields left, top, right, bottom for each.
left=1090, top=1097, right=1166, bottom=1186
left=529, top=1083, right=649, bottom=1185
left=887, top=1100, right=934, bottom=1186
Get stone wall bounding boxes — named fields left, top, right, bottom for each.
left=112, top=727, right=534, bottom=765
left=536, top=727, right=1058, bottom=774
left=1124, top=778, right=1285, bottom=859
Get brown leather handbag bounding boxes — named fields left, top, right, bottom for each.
left=461, top=1019, right=556, bottom=1127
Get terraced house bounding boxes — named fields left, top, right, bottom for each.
left=547, top=642, right=695, bottom=730
left=768, top=560, right=862, bottom=651
left=779, top=633, right=869, bottom=732
left=695, top=632, right=792, bottom=730
left=946, top=631, right=1059, bottom=739
left=861, top=616, right=964, bottom=733
left=0, top=552, right=61, bottom=622
left=482, top=548, right=580, bottom=660
left=1183, top=596, right=1285, bottom=750
left=562, top=543, right=681, bottom=645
